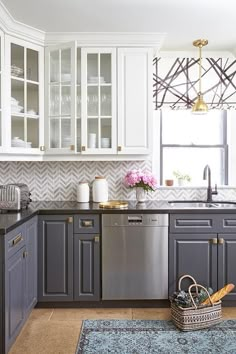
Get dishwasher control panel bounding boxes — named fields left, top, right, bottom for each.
left=102, top=214, right=168, bottom=227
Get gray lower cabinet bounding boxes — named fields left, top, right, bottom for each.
left=38, top=215, right=73, bottom=301
left=4, top=216, right=38, bottom=354
left=5, top=246, right=26, bottom=352
left=74, top=233, right=100, bottom=301
left=169, top=213, right=236, bottom=301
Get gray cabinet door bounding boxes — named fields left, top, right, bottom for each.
left=24, top=216, right=38, bottom=314
left=74, top=234, right=100, bottom=301
left=169, top=233, right=217, bottom=296
left=5, top=247, right=26, bottom=352
left=38, top=215, right=73, bottom=301
left=218, top=233, right=236, bottom=301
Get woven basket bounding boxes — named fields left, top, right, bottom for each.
left=171, top=275, right=222, bottom=331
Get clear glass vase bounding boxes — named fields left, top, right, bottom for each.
left=136, top=187, right=147, bottom=203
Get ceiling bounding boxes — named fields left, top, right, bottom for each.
left=2, top=0, right=236, bottom=52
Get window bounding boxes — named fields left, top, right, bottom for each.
left=160, top=110, right=228, bottom=186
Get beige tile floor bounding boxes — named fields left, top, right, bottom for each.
left=9, top=307, right=236, bottom=354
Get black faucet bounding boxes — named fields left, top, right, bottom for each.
left=203, top=164, right=218, bottom=203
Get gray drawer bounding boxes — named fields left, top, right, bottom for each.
left=74, top=214, right=100, bottom=234
left=5, top=224, right=25, bottom=259
left=169, top=214, right=219, bottom=233
left=219, top=214, right=236, bottom=233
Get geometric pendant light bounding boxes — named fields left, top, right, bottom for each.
left=192, top=39, right=208, bottom=114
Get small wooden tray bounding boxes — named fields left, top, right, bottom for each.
left=99, top=200, right=128, bottom=209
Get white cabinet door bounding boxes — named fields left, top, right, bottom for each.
left=81, top=48, right=116, bottom=154
left=117, top=48, right=153, bottom=155
left=5, top=35, right=44, bottom=154
left=45, top=42, right=76, bottom=154
left=0, top=30, right=4, bottom=152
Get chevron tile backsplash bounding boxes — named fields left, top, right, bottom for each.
left=0, top=161, right=236, bottom=202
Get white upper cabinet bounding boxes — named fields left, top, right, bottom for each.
left=45, top=42, right=76, bottom=154
left=5, top=35, right=44, bottom=154
left=80, top=48, right=116, bottom=154
left=117, top=48, right=153, bottom=154
left=0, top=31, right=3, bottom=151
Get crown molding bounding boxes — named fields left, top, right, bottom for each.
left=0, top=1, right=45, bottom=45
left=45, top=32, right=166, bottom=50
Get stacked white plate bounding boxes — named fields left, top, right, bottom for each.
left=11, top=137, right=32, bottom=148
left=11, top=97, right=23, bottom=113
left=11, top=65, right=24, bottom=77
left=88, top=76, right=105, bottom=84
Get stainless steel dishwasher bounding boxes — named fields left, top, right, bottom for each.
left=102, top=214, right=168, bottom=300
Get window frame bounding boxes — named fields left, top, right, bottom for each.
left=160, top=110, right=228, bottom=185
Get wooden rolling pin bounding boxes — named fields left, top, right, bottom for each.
left=202, top=283, right=235, bottom=305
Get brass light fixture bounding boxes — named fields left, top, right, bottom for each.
left=192, top=39, right=208, bottom=114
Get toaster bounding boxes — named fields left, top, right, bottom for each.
left=0, top=183, right=32, bottom=211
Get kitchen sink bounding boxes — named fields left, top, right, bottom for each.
left=168, top=200, right=236, bottom=208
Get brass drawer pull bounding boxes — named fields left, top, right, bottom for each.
left=117, top=146, right=122, bottom=152
left=82, top=220, right=93, bottom=227
left=211, top=238, right=217, bottom=245
left=67, top=217, right=73, bottom=224
left=218, top=238, right=224, bottom=244
left=81, top=145, right=86, bottom=151
left=12, top=234, right=23, bottom=246
left=94, top=236, right=100, bottom=243
left=70, top=145, right=75, bottom=151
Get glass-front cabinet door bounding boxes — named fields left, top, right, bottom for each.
left=5, top=36, right=43, bottom=152
left=81, top=48, right=116, bottom=154
left=45, top=42, right=76, bottom=154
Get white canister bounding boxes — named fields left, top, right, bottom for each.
left=76, top=182, right=90, bottom=202
left=92, top=176, right=108, bottom=202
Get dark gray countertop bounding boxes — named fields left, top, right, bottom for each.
left=1, top=199, right=236, bottom=235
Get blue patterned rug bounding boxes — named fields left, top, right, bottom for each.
left=75, top=319, right=236, bottom=354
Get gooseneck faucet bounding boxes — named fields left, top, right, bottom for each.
left=203, top=164, right=218, bottom=203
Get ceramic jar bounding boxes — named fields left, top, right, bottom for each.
left=92, top=176, right=108, bottom=202
left=136, top=187, right=147, bottom=203
left=76, top=182, right=90, bottom=202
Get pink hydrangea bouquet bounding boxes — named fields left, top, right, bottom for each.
left=124, top=169, right=157, bottom=192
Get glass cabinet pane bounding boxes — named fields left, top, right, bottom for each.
left=27, top=49, right=38, bottom=82
left=27, top=83, right=39, bottom=115
left=87, top=54, right=98, bottom=83
left=101, top=118, right=111, bottom=148
left=88, top=118, right=98, bottom=148
left=50, top=118, right=60, bottom=148
left=77, top=86, right=81, bottom=117
left=61, top=49, right=71, bottom=82
left=11, top=44, right=24, bottom=78
left=61, top=119, right=71, bottom=148
left=77, top=118, right=81, bottom=152
left=77, top=48, right=81, bottom=84
left=27, top=117, right=39, bottom=148
left=87, top=86, right=98, bottom=116
left=50, top=85, right=60, bottom=116
left=61, top=86, right=71, bottom=116
left=11, top=116, right=24, bottom=142
left=100, top=54, right=111, bottom=83
left=11, top=79, right=24, bottom=113
left=50, top=51, right=59, bottom=82
left=101, top=86, right=111, bottom=116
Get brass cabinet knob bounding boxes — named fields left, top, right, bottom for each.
left=117, top=146, right=122, bottom=152
left=211, top=238, right=217, bottom=244
left=94, top=236, right=100, bottom=243
left=218, top=238, right=224, bottom=244
left=40, top=145, right=45, bottom=151
left=70, top=145, right=75, bottom=151
left=67, top=217, right=73, bottom=224
left=81, top=146, right=86, bottom=151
